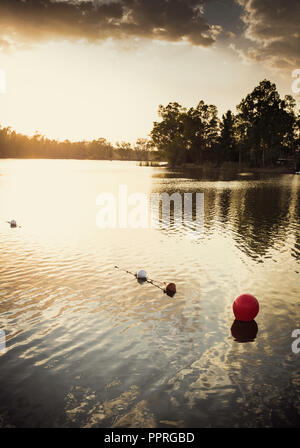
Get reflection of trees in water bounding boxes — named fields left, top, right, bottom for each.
left=218, top=189, right=231, bottom=224
left=213, top=184, right=299, bottom=259
left=230, top=186, right=291, bottom=258
left=289, top=176, right=300, bottom=262
left=151, top=170, right=300, bottom=260
left=293, top=234, right=300, bottom=262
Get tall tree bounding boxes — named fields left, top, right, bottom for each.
left=151, top=101, right=220, bottom=165
left=185, top=101, right=220, bottom=163
left=151, top=102, right=187, bottom=166
left=218, top=110, right=237, bottom=163
left=236, top=79, right=297, bottom=167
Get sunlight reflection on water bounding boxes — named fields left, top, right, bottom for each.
left=0, top=159, right=299, bottom=427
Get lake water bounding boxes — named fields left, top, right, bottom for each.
left=0, top=159, right=299, bottom=428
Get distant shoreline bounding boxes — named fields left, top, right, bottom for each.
left=0, top=158, right=296, bottom=174
left=167, top=162, right=297, bottom=175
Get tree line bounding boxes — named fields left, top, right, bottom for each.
left=0, top=79, right=299, bottom=168
left=0, top=130, right=154, bottom=161
left=151, top=79, right=300, bottom=168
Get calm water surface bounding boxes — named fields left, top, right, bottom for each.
left=0, top=159, right=299, bottom=427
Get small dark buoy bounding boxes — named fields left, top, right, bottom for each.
left=9, top=220, right=17, bottom=228
left=165, top=283, right=176, bottom=297
left=233, top=294, right=259, bottom=322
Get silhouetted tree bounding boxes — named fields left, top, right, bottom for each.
left=218, top=110, right=237, bottom=163
left=151, top=101, right=220, bottom=165
left=0, top=128, right=153, bottom=161
left=236, top=80, right=297, bottom=167
left=151, top=102, right=188, bottom=166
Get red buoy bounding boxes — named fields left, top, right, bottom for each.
left=165, top=283, right=176, bottom=297
left=233, top=294, right=259, bottom=322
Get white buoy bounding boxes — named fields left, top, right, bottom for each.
left=136, top=269, right=147, bottom=280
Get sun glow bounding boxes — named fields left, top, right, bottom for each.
left=0, top=38, right=291, bottom=146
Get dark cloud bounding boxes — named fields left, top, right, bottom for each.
left=204, top=0, right=244, bottom=35
left=2, top=0, right=298, bottom=73
left=236, top=0, right=300, bottom=69
left=0, top=0, right=222, bottom=50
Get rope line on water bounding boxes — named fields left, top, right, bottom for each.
left=114, top=265, right=170, bottom=293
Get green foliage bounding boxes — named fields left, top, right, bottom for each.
left=151, top=102, right=187, bottom=166
left=235, top=79, right=297, bottom=167
left=151, top=101, right=220, bottom=166
left=150, top=79, right=299, bottom=168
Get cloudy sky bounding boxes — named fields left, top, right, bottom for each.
left=0, top=0, right=299, bottom=144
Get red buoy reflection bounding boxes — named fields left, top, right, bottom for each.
left=231, top=319, right=258, bottom=342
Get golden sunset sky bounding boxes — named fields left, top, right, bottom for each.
left=0, top=0, right=299, bottom=145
